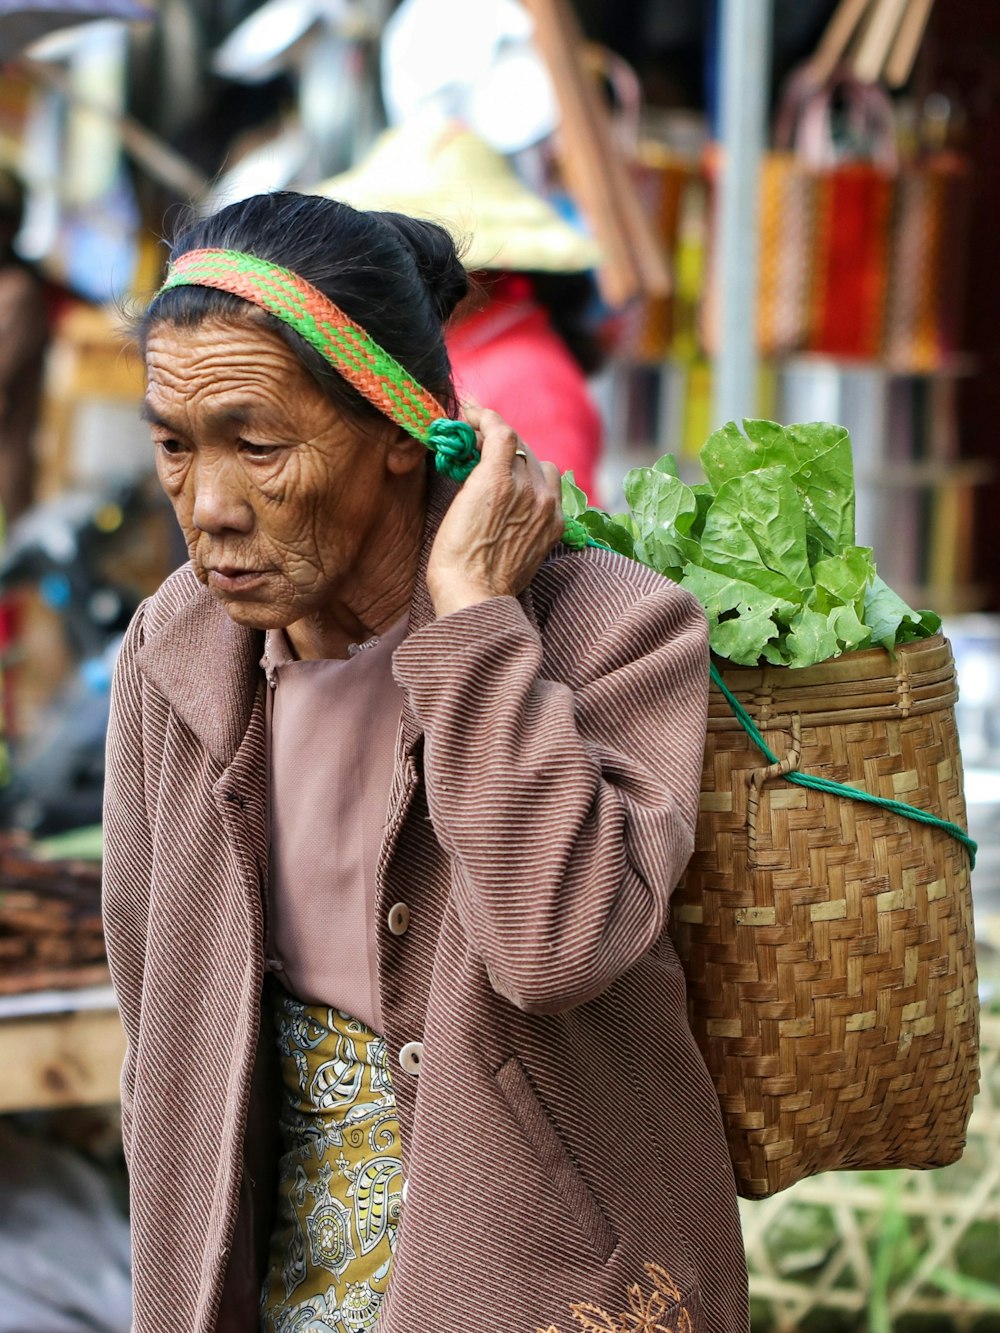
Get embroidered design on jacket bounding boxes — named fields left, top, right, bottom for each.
left=537, top=1263, right=694, bottom=1333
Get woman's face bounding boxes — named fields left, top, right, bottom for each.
left=144, top=316, right=424, bottom=631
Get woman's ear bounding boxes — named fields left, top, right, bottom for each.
left=384, top=426, right=428, bottom=477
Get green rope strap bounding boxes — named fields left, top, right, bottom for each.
left=426, top=419, right=480, bottom=482
left=562, top=515, right=595, bottom=551
left=709, top=662, right=977, bottom=868
left=158, top=249, right=600, bottom=551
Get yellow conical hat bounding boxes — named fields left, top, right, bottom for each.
left=315, top=117, right=601, bottom=274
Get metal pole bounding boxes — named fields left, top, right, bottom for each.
left=714, top=0, right=773, bottom=426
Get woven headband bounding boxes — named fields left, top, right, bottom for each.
left=157, top=248, right=482, bottom=481
left=157, top=247, right=592, bottom=548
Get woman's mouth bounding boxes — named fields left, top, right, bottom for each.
left=206, top=566, right=269, bottom=593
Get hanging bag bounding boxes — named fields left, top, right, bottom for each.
left=753, top=65, right=848, bottom=358
left=703, top=69, right=896, bottom=361
left=785, top=72, right=898, bottom=359
left=884, top=151, right=972, bottom=370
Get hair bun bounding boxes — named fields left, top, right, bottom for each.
left=379, top=212, right=469, bottom=324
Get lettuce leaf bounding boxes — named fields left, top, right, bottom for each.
left=579, top=508, right=636, bottom=558
left=782, top=422, right=856, bottom=553
left=783, top=606, right=841, bottom=667
left=623, top=465, right=701, bottom=576
left=699, top=466, right=812, bottom=594
left=680, top=565, right=797, bottom=666
left=864, top=576, right=941, bottom=651
left=566, top=419, right=939, bottom=670
left=561, top=473, right=588, bottom=518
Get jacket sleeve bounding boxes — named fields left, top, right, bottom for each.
left=101, top=602, right=152, bottom=1164
left=391, top=571, right=709, bottom=1015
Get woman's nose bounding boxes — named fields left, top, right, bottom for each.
left=191, top=460, right=254, bottom=535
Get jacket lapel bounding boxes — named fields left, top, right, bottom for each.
left=135, top=585, right=263, bottom=768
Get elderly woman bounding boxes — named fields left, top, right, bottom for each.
left=103, top=191, right=748, bottom=1333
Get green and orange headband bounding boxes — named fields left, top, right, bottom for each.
left=157, top=248, right=593, bottom=549
left=157, top=247, right=480, bottom=481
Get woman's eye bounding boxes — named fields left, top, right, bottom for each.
left=239, top=441, right=280, bottom=461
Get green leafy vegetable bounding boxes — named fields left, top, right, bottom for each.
left=571, top=418, right=940, bottom=670
left=700, top=467, right=811, bottom=594
left=623, top=465, right=700, bottom=578
left=560, top=472, right=588, bottom=519
left=578, top=508, right=635, bottom=558
left=679, top=565, right=797, bottom=665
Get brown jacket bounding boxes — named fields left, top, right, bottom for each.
left=103, top=478, right=749, bottom=1333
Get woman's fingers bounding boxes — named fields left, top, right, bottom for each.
left=540, top=459, right=563, bottom=501
left=539, top=461, right=566, bottom=542
left=456, top=402, right=564, bottom=538
left=427, top=404, right=571, bottom=615
left=460, top=406, right=557, bottom=498
left=472, top=412, right=555, bottom=507
left=510, top=449, right=564, bottom=550
left=460, top=396, right=483, bottom=426
left=475, top=409, right=525, bottom=467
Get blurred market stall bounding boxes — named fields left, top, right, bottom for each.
left=0, top=2, right=997, bottom=1330
left=0, top=0, right=150, bottom=59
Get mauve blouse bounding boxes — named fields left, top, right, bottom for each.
left=261, top=615, right=409, bottom=1034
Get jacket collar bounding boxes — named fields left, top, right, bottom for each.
left=134, top=470, right=463, bottom=767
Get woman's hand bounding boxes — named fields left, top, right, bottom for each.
left=427, top=406, right=565, bottom=618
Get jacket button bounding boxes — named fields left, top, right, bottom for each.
left=398, top=1041, right=423, bottom=1075
left=387, top=902, right=410, bottom=936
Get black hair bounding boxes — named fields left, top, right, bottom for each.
left=527, top=271, right=606, bottom=377
left=139, top=191, right=469, bottom=427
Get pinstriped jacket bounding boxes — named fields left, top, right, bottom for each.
left=102, top=476, right=749, bottom=1333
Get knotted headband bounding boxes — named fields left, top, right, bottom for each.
left=157, top=248, right=593, bottom=550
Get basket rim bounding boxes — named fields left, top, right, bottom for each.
left=708, top=634, right=957, bottom=728
left=711, top=633, right=947, bottom=682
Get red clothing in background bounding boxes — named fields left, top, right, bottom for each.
left=446, top=276, right=603, bottom=503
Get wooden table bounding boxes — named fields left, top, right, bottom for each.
left=0, top=986, right=125, bottom=1112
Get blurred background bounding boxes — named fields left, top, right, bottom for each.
left=0, top=1, right=998, bottom=1329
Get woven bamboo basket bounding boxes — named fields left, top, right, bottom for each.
left=670, top=634, right=980, bottom=1200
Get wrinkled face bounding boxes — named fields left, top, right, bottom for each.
left=144, top=316, right=420, bottom=630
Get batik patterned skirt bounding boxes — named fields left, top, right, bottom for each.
left=260, top=988, right=402, bottom=1333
